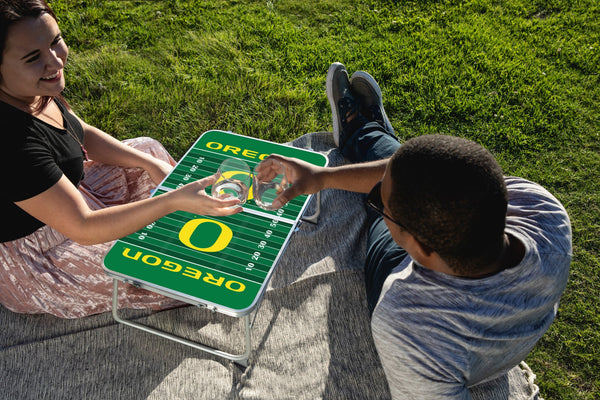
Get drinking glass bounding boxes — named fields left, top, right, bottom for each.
left=253, top=158, right=289, bottom=211
left=211, top=158, right=252, bottom=206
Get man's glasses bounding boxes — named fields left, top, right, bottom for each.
left=365, top=181, right=406, bottom=230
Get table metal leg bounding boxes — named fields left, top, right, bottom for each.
left=111, top=279, right=251, bottom=367
left=301, top=191, right=321, bottom=224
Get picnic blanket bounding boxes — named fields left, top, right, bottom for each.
left=0, top=132, right=541, bottom=399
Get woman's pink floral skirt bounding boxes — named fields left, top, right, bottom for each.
left=0, top=137, right=183, bottom=318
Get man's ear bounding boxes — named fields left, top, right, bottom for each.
left=406, top=234, right=457, bottom=275
left=406, top=234, right=434, bottom=257
left=405, top=233, right=438, bottom=266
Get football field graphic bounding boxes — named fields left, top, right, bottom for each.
left=104, top=130, right=328, bottom=316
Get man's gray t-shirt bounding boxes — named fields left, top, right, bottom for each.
left=371, top=177, right=572, bottom=399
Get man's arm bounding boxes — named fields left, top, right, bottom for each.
left=261, top=154, right=389, bottom=209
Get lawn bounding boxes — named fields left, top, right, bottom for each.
left=50, top=0, right=599, bottom=398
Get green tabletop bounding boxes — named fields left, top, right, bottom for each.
left=103, top=130, right=328, bottom=316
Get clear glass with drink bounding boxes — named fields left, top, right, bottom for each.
left=253, top=158, right=289, bottom=211
left=211, top=158, right=252, bottom=206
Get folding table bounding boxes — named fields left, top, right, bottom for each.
left=103, top=130, right=328, bottom=366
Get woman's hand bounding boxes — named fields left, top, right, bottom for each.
left=170, top=173, right=243, bottom=217
left=16, top=172, right=242, bottom=245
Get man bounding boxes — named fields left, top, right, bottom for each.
left=265, top=63, right=571, bottom=398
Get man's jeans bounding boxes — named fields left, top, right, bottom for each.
left=341, top=122, right=410, bottom=315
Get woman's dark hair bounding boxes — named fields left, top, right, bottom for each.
left=388, top=135, right=508, bottom=275
left=0, top=0, right=64, bottom=113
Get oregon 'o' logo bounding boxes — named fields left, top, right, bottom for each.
left=179, top=218, right=233, bottom=252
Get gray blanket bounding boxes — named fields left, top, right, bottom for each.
left=0, top=132, right=540, bottom=399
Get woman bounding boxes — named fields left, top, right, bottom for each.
left=0, top=0, right=241, bottom=318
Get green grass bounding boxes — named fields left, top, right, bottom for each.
left=50, top=0, right=599, bottom=398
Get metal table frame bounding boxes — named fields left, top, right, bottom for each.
left=110, top=279, right=252, bottom=367
left=109, top=193, right=321, bottom=367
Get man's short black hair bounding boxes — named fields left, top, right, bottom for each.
left=388, top=135, right=508, bottom=275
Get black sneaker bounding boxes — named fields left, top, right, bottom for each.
left=350, top=71, right=395, bottom=136
left=326, top=62, right=365, bottom=148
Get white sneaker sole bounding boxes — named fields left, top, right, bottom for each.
left=326, top=62, right=346, bottom=146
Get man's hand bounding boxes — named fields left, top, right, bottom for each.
left=258, top=155, right=326, bottom=209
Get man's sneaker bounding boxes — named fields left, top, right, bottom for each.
left=326, top=62, right=365, bottom=148
left=350, top=71, right=395, bottom=136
